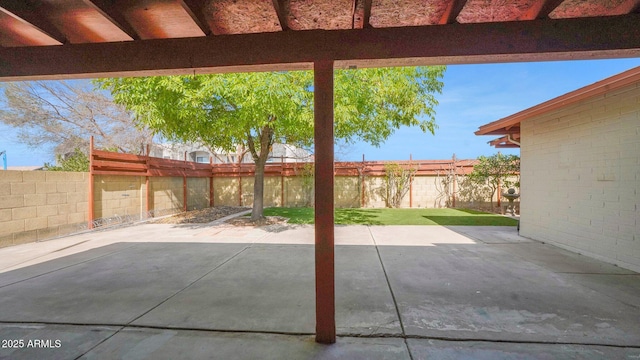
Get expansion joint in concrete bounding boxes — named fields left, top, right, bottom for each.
left=125, top=244, right=254, bottom=326
left=367, top=226, right=414, bottom=360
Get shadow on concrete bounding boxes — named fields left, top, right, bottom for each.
left=0, top=226, right=639, bottom=359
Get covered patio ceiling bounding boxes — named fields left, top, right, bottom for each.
left=0, top=0, right=639, bottom=80
left=2, top=0, right=640, bottom=346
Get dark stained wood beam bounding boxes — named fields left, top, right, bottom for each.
left=438, top=0, right=467, bottom=24
left=0, top=1, right=66, bottom=44
left=83, top=0, right=139, bottom=40
left=179, top=0, right=212, bottom=35
left=1, top=14, right=639, bottom=80
left=271, top=0, right=288, bottom=31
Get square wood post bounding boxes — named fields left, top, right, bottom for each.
left=314, top=60, right=336, bottom=344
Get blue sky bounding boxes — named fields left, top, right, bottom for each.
left=2, top=57, right=640, bottom=166
left=343, top=58, right=640, bottom=161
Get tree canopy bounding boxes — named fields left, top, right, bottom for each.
left=0, top=81, right=153, bottom=157
left=96, top=66, right=445, bottom=219
left=43, top=148, right=89, bottom=172
left=466, top=153, right=520, bottom=209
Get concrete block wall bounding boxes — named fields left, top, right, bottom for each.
left=149, top=177, right=184, bottom=214
left=186, top=178, right=210, bottom=210
left=211, top=175, right=452, bottom=208
left=362, top=175, right=450, bottom=208
left=94, top=175, right=143, bottom=219
left=411, top=176, right=448, bottom=208
left=0, top=171, right=88, bottom=247
left=213, top=178, right=241, bottom=206
left=335, top=177, right=360, bottom=208
left=520, top=83, right=640, bottom=272
left=283, top=177, right=313, bottom=207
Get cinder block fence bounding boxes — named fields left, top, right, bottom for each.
left=0, top=171, right=88, bottom=247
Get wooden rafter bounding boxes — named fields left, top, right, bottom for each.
left=82, top=0, right=138, bottom=40
left=521, top=0, right=566, bottom=20
left=1, top=14, right=639, bottom=80
left=0, top=1, right=66, bottom=44
left=438, top=0, right=467, bottom=24
left=362, top=0, right=372, bottom=28
left=271, top=0, right=288, bottom=31
left=179, top=0, right=212, bottom=35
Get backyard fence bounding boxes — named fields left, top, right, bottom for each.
left=2, top=142, right=505, bottom=247
left=88, top=138, right=478, bottom=228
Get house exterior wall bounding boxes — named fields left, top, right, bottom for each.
left=520, top=83, right=640, bottom=272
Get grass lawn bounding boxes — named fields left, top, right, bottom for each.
left=263, top=207, right=518, bottom=226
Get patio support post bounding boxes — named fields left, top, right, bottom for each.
left=313, top=59, right=336, bottom=344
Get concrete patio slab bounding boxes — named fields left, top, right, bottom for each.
left=408, top=339, right=640, bottom=360
left=0, top=243, right=249, bottom=324
left=0, top=222, right=638, bottom=359
left=369, top=225, right=477, bottom=246
left=492, top=241, right=636, bottom=275
left=131, top=244, right=317, bottom=333
left=335, top=245, right=401, bottom=336
left=0, top=242, right=136, bottom=287
left=0, top=323, right=119, bottom=360
left=81, top=328, right=410, bottom=360
left=378, top=241, right=640, bottom=345
left=446, top=225, right=533, bottom=244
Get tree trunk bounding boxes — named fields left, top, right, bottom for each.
left=247, top=123, right=274, bottom=221
left=252, top=157, right=267, bottom=220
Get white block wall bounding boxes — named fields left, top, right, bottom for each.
left=520, top=83, right=640, bottom=272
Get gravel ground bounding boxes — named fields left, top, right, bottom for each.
left=151, top=206, right=249, bottom=224
left=150, top=206, right=288, bottom=227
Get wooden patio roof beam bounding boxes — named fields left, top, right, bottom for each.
left=0, top=3, right=66, bottom=45
left=1, top=14, right=639, bottom=81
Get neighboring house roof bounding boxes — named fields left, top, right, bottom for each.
left=4, top=166, right=44, bottom=171
left=475, top=66, right=640, bottom=148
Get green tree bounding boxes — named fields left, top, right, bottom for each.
left=467, top=153, right=520, bottom=209
left=96, top=66, right=445, bottom=220
left=43, top=148, right=89, bottom=172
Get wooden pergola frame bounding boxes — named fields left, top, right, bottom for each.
left=2, top=6, right=640, bottom=343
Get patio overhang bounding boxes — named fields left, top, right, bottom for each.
left=1, top=14, right=640, bottom=81
left=2, top=0, right=640, bottom=345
